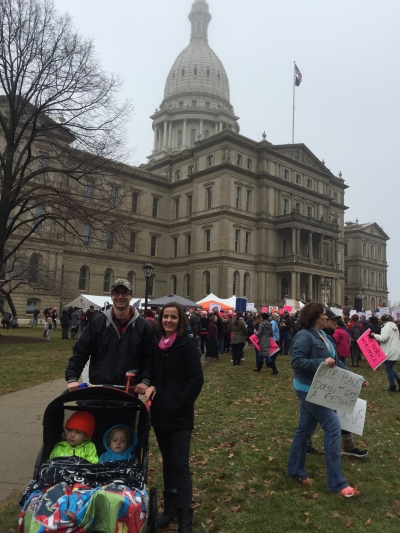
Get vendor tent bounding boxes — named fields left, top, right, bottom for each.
left=147, top=294, right=201, bottom=309
left=197, top=293, right=236, bottom=312
left=63, top=294, right=143, bottom=310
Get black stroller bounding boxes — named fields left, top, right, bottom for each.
left=21, top=385, right=157, bottom=533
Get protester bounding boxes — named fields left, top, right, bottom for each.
left=370, top=314, right=400, bottom=392
left=279, top=310, right=293, bottom=354
left=145, top=302, right=203, bottom=532
left=254, top=312, right=278, bottom=374
left=60, top=310, right=70, bottom=339
left=205, top=314, right=219, bottom=359
left=229, top=312, right=247, bottom=366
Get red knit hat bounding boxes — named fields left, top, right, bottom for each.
left=65, top=411, right=95, bottom=438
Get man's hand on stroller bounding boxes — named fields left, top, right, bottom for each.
left=67, top=381, right=80, bottom=391
left=134, top=382, right=149, bottom=395
left=145, top=386, right=156, bottom=401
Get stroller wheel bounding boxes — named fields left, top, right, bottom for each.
left=148, top=487, right=157, bottom=533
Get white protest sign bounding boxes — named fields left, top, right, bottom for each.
left=380, top=306, right=389, bottom=315
left=337, top=398, right=367, bottom=436
left=306, top=363, right=363, bottom=414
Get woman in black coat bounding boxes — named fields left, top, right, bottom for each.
left=145, top=302, right=204, bottom=533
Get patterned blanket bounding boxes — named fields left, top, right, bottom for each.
left=18, top=457, right=147, bottom=533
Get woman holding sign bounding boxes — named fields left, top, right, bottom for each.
left=286, top=302, right=361, bottom=498
left=370, top=314, right=400, bottom=392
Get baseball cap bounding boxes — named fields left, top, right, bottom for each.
left=110, top=279, right=132, bottom=293
left=326, top=309, right=341, bottom=320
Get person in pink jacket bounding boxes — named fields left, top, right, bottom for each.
left=332, top=318, right=351, bottom=365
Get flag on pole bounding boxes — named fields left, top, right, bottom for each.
left=294, top=63, right=302, bottom=86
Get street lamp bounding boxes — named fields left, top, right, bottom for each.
left=142, top=262, right=154, bottom=315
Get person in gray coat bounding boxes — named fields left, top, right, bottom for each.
left=254, top=312, right=279, bottom=374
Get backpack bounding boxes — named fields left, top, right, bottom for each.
left=350, top=323, right=362, bottom=341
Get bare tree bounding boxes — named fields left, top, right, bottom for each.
left=0, top=0, right=134, bottom=311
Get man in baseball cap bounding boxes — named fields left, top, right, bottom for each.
left=66, top=278, right=154, bottom=395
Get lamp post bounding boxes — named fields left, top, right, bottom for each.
left=142, top=262, right=154, bottom=316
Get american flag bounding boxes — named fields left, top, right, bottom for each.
left=295, top=63, right=302, bottom=86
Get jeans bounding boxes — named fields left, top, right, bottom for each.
left=154, top=428, right=193, bottom=508
left=231, top=343, right=244, bottom=365
left=287, top=390, right=348, bottom=492
left=31, top=316, right=38, bottom=327
left=385, top=360, right=400, bottom=386
left=280, top=330, right=291, bottom=354
left=218, top=334, right=225, bottom=355
left=206, top=339, right=218, bottom=359
left=200, top=335, right=207, bottom=354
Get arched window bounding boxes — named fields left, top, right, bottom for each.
left=184, top=274, right=190, bottom=297
left=178, top=130, right=182, bottom=147
left=103, top=268, right=113, bottom=293
left=233, top=271, right=239, bottom=295
left=127, top=271, right=136, bottom=293
left=206, top=68, right=210, bottom=77
left=194, top=66, right=197, bottom=75
left=28, top=254, right=41, bottom=284
left=182, top=68, right=185, bottom=77
left=371, top=297, right=376, bottom=311
left=203, top=271, right=210, bottom=295
left=190, top=129, right=196, bottom=147
left=78, top=266, right=89, bottom=291
left=204, top=130, right=209, bottom=139
left=243, top=273, right=250, bottom=297
left=281, top=277, right=289, bottom=299
left=171, top=275, right=177, bottom=294
left=148, top=274, right=155, bottom=296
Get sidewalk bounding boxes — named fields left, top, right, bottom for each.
left=0, top=378, right=66, bottom=504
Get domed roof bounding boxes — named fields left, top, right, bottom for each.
left=163, top=0, right=230, bottom=103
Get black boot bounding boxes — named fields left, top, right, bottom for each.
left=157, top=490, right=178, bottom=529
left=177, top=506, right=194, bottom=533
left=388, top=385, right=397, bottom=392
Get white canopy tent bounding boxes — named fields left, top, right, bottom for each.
left=196, top=293, right=237, bottom=311
left=63, top=294, right=145, bottom=310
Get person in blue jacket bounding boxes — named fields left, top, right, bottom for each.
left=99, top=425, right=138, bottom=462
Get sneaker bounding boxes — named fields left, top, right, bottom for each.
left=337, top=486, right=360, bottom=498
left=342, top=447, right=368, bottom=459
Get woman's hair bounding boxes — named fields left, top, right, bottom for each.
left=299, top=302, right=325, bottom=329
left=380, top=314, right=393, bottom=323
left=234, top=311, right=243, bottom=324
left=369, top=315, right=379, bottom=324
left=209, top=314, right=217, bottom=322
left=261, top=312, right=270, bottom=320
left=156, top=302, right=188, bottom=337
left=337, top=318, right=345, bottom=328
left=107, top=426, right=133, bottom=448
left=271, top=313, right=279, bottom=321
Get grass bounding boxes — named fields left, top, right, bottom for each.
left=1, top=333, right=400, bottom=532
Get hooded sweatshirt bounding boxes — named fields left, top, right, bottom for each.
left=374, top=321, right=400, bottom=361
left=99, top=424, right=138, bottom=463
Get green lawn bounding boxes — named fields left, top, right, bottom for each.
left=1, top=333, right=399, bottom=532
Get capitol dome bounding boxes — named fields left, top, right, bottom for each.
left=148, top=0, right=239, bottom=161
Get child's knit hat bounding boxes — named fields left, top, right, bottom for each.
left=65, top=411, right=95, bottom=438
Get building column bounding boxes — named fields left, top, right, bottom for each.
left=215, top=121, right=219, bottom=134
left=153, top=127, right=158, bottom=150
left=291, top=271, right=297, bottom=299
left=296, top=271, right=300, bottom=299
left=219, top=120, right=223, bottom=131
left=183, top=119, right=187, bottom=148
left=292, top=228, right=296, bottom=255
left=308, top=273, right=313, bottom=301
left=168, top=122, right=172, bottom=148
left=162, top=120, right=168, bottom=149
left=297, top=229, right=301, bottom=257
left=308, top=232, right=313, bottom=258
left=320, top=235, right=324, bottom=260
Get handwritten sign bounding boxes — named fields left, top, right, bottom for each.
left=306, top=363, right=363, bottom=413
left=357, top=328, right=387, bottom=370
left=208, top=302, right=221, bottom=312
left=337, top=398, right=367, bottom=436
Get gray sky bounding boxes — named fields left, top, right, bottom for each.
left=54, top=0, right=400, bottom=304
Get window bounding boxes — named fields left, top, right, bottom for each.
left=107, top=230, right=114, bottom=250
left=334, top=192, right=338, bottom=201
left=85, top=180, right=93, bottom=203
left=234, top=229, right=240, bottom=252
left=34, top=205, right=44, bottom=231
left=205, top=101, right=210, bottom=108
left=175, top=169, right=181, bottom=181
left=233, top=271, right=239, bottom=295
left=307, top=206, right=313, bottom=218
left=130, top=232, right=137, bottom=253
left=370, top=245, right=374, bottom=259
left=152, top=197, right=159, bottom=218
left=379, top=272, right=382, bottom=286
left=344, top=269, right=348, bottom=283
left=187, top=195, right=193, bottom=216
left=206, top=68, right=210, bottom=77
left=78, top=266, right=89, bottom=291
left=127, top=271, right=135, bottom=292
left=344, top=243, right=348, bottom=256
left=204, top=130, right=209, bottom=139
left=236, top=154, right=242, bottom=166
left=245, top=231, right=251, bottom=254
left=37, top=155, right=46, bottom=181
left=246, top=158, right=252, bottom=170
left=295, top=173, right=301, bottom=184
left=245, top=189, right=251, bottom=211
left=378, top=247, right=382, bottom=261
left=371, top=271, right=375, bottom=286
left=235, top=186, right=241, bottom=209
left=82, top=223, right=90, bottom=246
left=103, top=269, right=113, bottom=292
left=110, top=186, right=117, bottom=208
left=191, top=100, right=197, bottom=107
left=190, top=129, right=196, bottom=146
left=178, top=130, right=183, bottom=147
left=283, top=239, right=287, bottom=257
left=186, top=234, right=191, bottom=255
left=283, top=169, right=289, bottom=180
left=295, top=202, right=301, bottom=213
left=173, top=198, right=179, bottom=219
left=205, top=187, right=212, bottom=209
left=204, top=229, right=211, bottom=252
left=283, top=198, right=289, bottom=215
left=172, top=237, right=178, bottom=258
left=171, top=275, right=177, bottom=294
left=184, top=274, right=190, bottom=297
left=243, top=273, right=250, bottom=297
left=181, top=69, right=185, bottom=77
left=207, top=155, right=214, bottom=167
left=132, top=192, right=138, bottom=213
left=179, top=101, right=183, bottom=108
left=147, top=274, right=155, bottom=296
left=28, top=254, right=41, bottom=284
left=150, top=236, right=157, bottom=257
left=307, top=178, right=313, bottom=189
left=188, top=165, right=194, bottom=176
left=281, top=277, right=289, bottom=299
left=363, top=270, right=367, bottom=284
left=204, top=271, right=211, bottom=294
left=194, top=67, right=197, bottom=75
left=363, top=242, right=366, bottom=256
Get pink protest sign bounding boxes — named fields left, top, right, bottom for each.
left=357, top=328, right=387, bottom=370
left=262, top=306, right=268, bottom=313
left=249, top=334, right=280, bottom=356
left=283, top=305, right=293, bottom=312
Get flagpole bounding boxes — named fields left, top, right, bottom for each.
left=292, top=61, right=295, bottom=144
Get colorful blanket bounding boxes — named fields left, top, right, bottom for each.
left=18, top=457, right=147, bottom=533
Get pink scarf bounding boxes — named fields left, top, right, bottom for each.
left=158, top=333, right=177, bottom=351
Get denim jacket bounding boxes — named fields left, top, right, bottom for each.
left=291, top=328, right=346, bottom=387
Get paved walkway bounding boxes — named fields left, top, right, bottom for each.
left=0, top=378, right=66, bottom=504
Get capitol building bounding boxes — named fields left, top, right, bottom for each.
left=2, top=0, right=388, bottom=315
